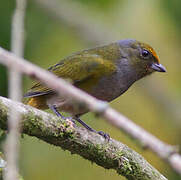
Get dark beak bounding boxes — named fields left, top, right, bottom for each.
left=151, top=63, right=166, bottom=72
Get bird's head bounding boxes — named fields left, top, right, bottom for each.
left=118, top=39, right=166, bottom=79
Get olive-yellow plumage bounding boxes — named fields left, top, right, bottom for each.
left=24, top=39, right=166, bottom=138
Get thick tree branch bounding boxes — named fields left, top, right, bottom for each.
left=0, top=96, right=167, bottom=180
left=0, top=47, right=181, bottom=176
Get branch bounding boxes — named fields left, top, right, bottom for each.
left=11, top=0, right=26, bottom=57
left=4, top=0, right=27, bottom=179
left=0, top=96, right=167, bottom=180
left=0, top=47, right=180, bottom=176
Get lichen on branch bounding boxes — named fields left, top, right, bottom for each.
left=0, top=96, right=167, bottom=180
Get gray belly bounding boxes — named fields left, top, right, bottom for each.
left=90, top=71, right=137, bottom=102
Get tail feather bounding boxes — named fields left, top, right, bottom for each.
left=24, top=91, right=52, bottom=98
left=25, top=96, right=48, bottom=109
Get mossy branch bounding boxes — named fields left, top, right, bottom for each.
left=0, top=96, right=167, bottom=180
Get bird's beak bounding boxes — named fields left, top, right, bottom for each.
left=151, top=63, right=166, bottom=72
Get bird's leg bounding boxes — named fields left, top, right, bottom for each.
left=49, top=105, right=76, bottom=124
left=74, top=116, right=96, bottom=132
left=49, top=106, right=110, bottom=139
left=74, top=115, right=110, bottom=140
left=49, top=105, right=66, bottom=119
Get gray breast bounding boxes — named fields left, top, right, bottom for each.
left=90, top=58, right=138, bottom=102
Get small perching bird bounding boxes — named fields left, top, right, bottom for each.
left=24, top=39, right=166, bottom=139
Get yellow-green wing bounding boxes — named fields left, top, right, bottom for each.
left=24, top=54, right=116, bottom=97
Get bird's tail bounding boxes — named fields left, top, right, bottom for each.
left=23, top=96, right=48, bottom=109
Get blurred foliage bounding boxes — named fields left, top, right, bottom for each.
left=76, top=0, right=119, bottom=9
left=0, top=0, right=181, bottom=179
left=161, top=0, right=181, bottom=32
left=0, top=0, right=15, bottom=97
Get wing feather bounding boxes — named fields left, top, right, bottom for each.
left=24, top=54, right=116, bottom=97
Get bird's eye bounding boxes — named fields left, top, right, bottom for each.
left=141, top=49, right=150, bottom=59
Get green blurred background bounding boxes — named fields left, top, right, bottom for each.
left=1, top=0, right=181, bottom=179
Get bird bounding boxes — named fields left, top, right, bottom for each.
left=24, top=39, right=166, bottom=139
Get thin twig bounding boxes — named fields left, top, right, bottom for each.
left=0, top=48, right=180, bottom=175
left=11, top=0, right=26, bottom=57
left=0, top=96, right=167, bottom=180
left=4, top=0, right=26, bottom=180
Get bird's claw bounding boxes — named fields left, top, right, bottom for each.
left=98, top=131, right=110, bottom=140
left=65, top=117, right=76, bottom=124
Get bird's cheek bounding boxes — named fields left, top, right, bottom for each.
left=146, top=64, right=154, bottom=74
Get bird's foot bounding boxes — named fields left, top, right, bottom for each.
left=97, top=131, right=110, bottom=140
left=65, top=117, right=76, bottom=124
left=74, top=116, right=110, bottom=140
left=50, top=109, right=110, bottom=140
left=56, top=113, right=76, bottom=125
left=50, top=105, right=76, bottom=124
